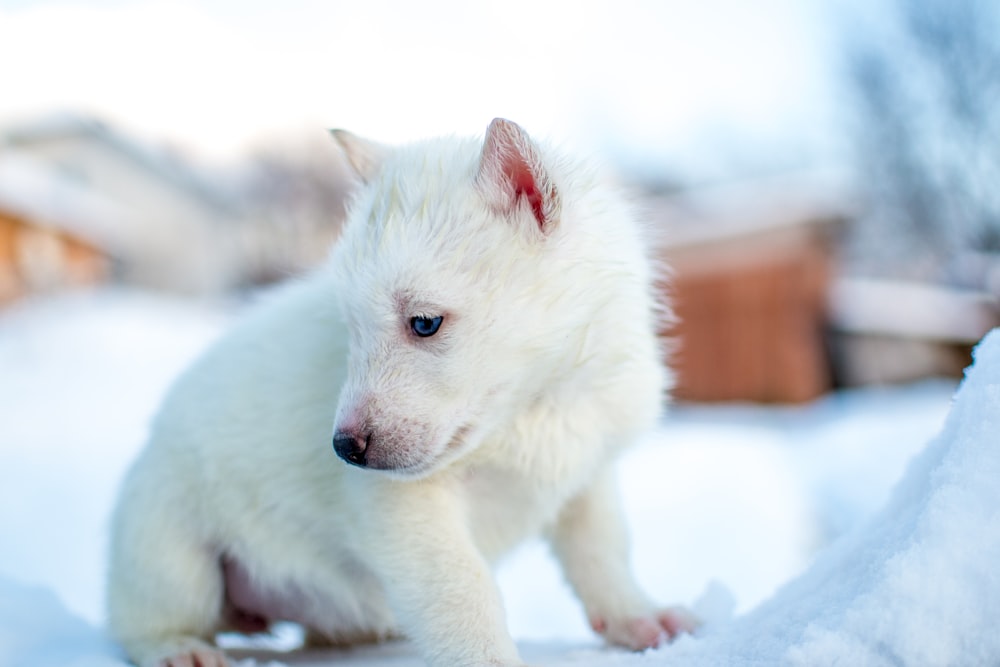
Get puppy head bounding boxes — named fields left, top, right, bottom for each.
left=327, top=119, right=577, bottom=478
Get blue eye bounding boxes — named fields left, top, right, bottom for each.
left=411, top=315, right=443, bottom=337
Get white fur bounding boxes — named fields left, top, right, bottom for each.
left=106, top=119, right=692, bottom=667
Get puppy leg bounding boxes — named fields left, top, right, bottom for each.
left=548, top=469, right=699, bottom=650
left=355, top=479, right=525, bottom=667
left=107, top=477, right=227, bottom=667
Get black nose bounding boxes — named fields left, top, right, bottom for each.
left=333, top=431, right=369, bottom=467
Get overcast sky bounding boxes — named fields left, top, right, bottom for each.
left=0, top=0, right=855, bottom=181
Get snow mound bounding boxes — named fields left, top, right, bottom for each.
left=0, top=576, right=124, bottom=667
left=648, top=328, right=1000, bottom=666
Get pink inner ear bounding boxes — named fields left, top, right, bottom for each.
left=480, top=118, right=554, bottom=230
left=505, top=157, right=546, bottom=227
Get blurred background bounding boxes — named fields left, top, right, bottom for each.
left=1, top=0, right=998, bottom=640
left=1, top=0, right=998, bottom=400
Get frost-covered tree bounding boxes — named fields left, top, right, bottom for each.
left=845, top=0, right=1000, bottom=288
left=238, top=136, right=353, bottom=284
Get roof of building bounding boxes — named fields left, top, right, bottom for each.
left=646, top=168, right=855, bottom=250
left=1, top=111, right=240, bottom=214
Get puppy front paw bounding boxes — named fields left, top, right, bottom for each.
left=590, top=606, right=700, bottom=650
left=153, top=647, right=230, bottom=667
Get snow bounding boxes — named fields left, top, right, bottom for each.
left=0, top=578, right=125, bottom=667
left=651, top=329, right=1000, bottom=666
left=0, top=289, right=994, bottom=666
left=0, top=290, right=230, bottom=624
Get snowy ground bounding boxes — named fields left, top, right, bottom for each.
left=0, top=289, right=994, bottom=666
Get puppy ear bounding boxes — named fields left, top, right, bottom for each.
left=330, top=129, right=387, bottom=184
left=476, top=118, right=561, bottom=236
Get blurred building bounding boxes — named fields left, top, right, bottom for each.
left=650, top=173, right=849, bottom=403
left=651, top=172, right=1000, bottom=403
left=828, top=277, right=999, bottom=385
left=0, top=153, right=123, bottom=304
left=1, top=113, right=245, bottom=295
left=0, top=113, right=353, bottom=298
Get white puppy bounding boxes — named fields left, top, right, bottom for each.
left=106, top=118, right=695, bottom=667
